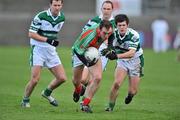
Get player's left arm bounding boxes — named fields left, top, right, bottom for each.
left=117, top=49, right=136, bottom=59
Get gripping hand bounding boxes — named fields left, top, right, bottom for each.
left=46, top=38, right=59, bottom=47
left=101, top=47, right=118, bottom=60
left=101, top=48, right=110, bottom=56
left=106, top=50, right=118, bottom=60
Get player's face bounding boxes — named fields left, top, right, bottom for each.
left=50, top=0, right=63, bottom=16
left=117, top=21, right=128, bottom=36
left=101, top=3, right=113, bottom=20
left=100, top=27, right=113, bottom=40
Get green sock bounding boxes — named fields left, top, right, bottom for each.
left=109, top=102, right=115, bottom=109
left=44, top=88, right=52, bottom=96
left=23, top=97, right=30, bottom=103
left=80, top=96, right=86, bottom=102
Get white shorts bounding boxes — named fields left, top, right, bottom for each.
left=99, top=42, right=108, bottom=71
left=117, top=57, right=143, bottom=77
left=72, top=53, right=84, bottom=68
left=30, top=45, right=61, bottom=68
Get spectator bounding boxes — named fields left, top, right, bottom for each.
left=151, top=16, right=169, bottom=53
left=173, top=25, right=180, bottom=61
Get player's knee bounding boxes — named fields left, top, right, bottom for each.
left=72, top=78, right=80, bottom=86
left=30, top=79, right=39, bottom=86
left=31, top=75, right=40, bottom=85
left=57, top=75, right=66, bottom=83
left=94, top=74, right=102, bottom=84
left=114, top=82, right=120, bottom=90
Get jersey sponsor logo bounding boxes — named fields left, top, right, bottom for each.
left=33, top=19, right=40, bottom=26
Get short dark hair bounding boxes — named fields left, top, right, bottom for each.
left=115, top=14, right=129, bottom=25
left=102, top=0, right=113, bottom=9
left=50, top=0, right=63, bottom=4
left=99, top=20, right=113, bottom=30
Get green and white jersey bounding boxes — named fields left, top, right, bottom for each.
left=29, top=9, right=65, bottom=47
left=113, top=28, right=143, bottom=60
left=83, top=14, right=115, bottom=31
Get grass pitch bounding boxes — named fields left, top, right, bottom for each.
left=0, top=46, right=180, bottom=120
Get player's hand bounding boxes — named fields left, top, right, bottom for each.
left=46, top=38, right=59, bottom=47
left=101, top=47, right=115, bottom=56
left=101, top=48, right=111, bottom=56
left=106, top=50, right=118, bottom=60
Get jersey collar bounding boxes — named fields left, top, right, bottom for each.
left=47, top=8, right=61, bottom=20
left=99, top=14, right=114, bottom=21
left=118, top=28, right=129, bottom=40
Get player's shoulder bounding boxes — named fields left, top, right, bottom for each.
left=110, top=20, right=116, bottom=28
left=57, top=11, right=65, bottom=21
left=127, top=28, right=140, bottom=41
left=34, top=10, right=48, bottom=19
left=91, top=16, right=101, bottom=23
left=60, top=12, right=65, bottom=20
left=128, top=28, right=139, bottom=37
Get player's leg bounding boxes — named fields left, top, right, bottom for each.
left=125, top=56, right=143, bottom=104
left=72, top=53, right=86, bottom=102
left=72, top=65, right=85, bottom=102
left=105, top=67, right=127, bottom=111
left=125, top=76, right=140, bottom=104
left=80, top=59, right=102, bottom=113
left=48, top=64, right=66, bottom=90
left=41, top=64, right=67, bottom=106
left=81, top=66, right=90, bottom=86
left=21, top=66, right=42, bottom=107
left=40, top=47, right=67, bottom=106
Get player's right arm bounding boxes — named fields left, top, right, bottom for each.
left=29, top=14, right=59, bottom=47
left=28, top=32, right=47, bottom=42
left=29, top=14, right=46, bottom=41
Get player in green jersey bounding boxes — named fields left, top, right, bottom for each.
left=81, top=0, right=115, bottom=87
left=72, top=20, right=113, bottom=113
left=21, top=0, right=67, bottom=108
left=102, top=14, right=144, bottom=111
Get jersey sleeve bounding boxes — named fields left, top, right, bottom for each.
left=129, top=31, right=140, bottom=50
left=29, top=15, right=41, bottom=33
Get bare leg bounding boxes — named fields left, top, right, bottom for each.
left=72, top=65, right=84, bottom=102
left=81, top=67, right=90, bottom=86
left=41, top=64, right=67, bottom=106
left=128, top=76, right=140, bottom=95
left=23, top=66, right=42, bottom=98
left=48, top=64, right=67, bottom=90
left=21, top=66, right=41, bottom=107
left=84, top=60, right=102, bottom=99
left=109, top=68, right=127, bottom=103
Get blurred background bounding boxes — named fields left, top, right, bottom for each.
left=0, top=0, right=180, bottom=49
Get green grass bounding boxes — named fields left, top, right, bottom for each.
left=0, top=46, right=180, bottom=120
